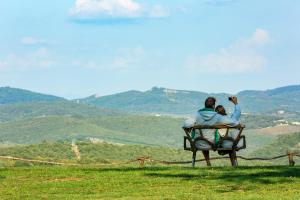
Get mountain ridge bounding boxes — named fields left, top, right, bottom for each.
left=76, top=85, right=300, bottom=115
left=1, top=84, right=300, bottom=115
left=0, top=86, right=65, bottom=104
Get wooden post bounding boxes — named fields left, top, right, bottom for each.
left=202, top=150, right=211, bottom=166
left=138, top=159, right=145, bottom=168
left=288, top=152, right=295, bottom=166
left=229, top=150, right=238, bottom=167
left=138, top=157, right=150, bottom=168
left=192, top=151, right=197, bottom=167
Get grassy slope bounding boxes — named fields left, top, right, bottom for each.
left=1, top=140, right=297, bottom=167
left=0, top=141, right=191, bottom=166
left=252, top=132, right=300, bottom=157
left=0, top=166, right=299, bottom=199
left=0, top=115, right=185, bottom=146
left=0, top=114, right=283, bottom=148
left=0, top=101, right=120, bottom=122
left=0, top=116, right=125, bottom=144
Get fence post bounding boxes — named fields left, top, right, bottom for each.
left=287, top=152, right=295, bottom=166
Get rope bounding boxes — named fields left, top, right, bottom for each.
left=0, top=156, right=79, bottom=166
left=0, top=155, right=138, bottom=166
left=237, top=155, right=288, bottom=161
left=0, top=153, right=299, bottom=167
left=150, top=154, right=299, bottom=165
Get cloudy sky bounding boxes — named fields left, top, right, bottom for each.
left=0, top=0, right=299, bottom=98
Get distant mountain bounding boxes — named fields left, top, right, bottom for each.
left=76, top=85, right=300, bottom=115
left=75, top=87, right=231, bottom=114
left=0, top=87, right=64, bottom=104
left=237, top=85, right=300, bottom=114
left=1, top=85, right=300, bottom=115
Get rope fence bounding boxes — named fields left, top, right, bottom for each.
left=0, top=155, right=139, bottom=167
left=0, top=153, right=299, bottom=167
left=150, top=153, right=299, bottom=166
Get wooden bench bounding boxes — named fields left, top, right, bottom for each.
left=183, top=124, right=246, bottom=167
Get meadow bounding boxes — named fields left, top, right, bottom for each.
left=0, top=166, right=299, bottom=199
left=0, top=87, right=300, bottom=199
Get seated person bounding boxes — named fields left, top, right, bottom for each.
left=214, top=105, right=239, bottom=147
left=214, top=105, right=227, bottom=145
left=183, top=96, right=241, bottom=143
left=214, top=104, right=245, bottom=156
left=195, top=96, right=241, bottom=127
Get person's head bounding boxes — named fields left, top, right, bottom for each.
left=215, top=105, right=227, bottom=116
left=204, top=97, right=216, bottom=109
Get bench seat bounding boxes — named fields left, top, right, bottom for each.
left=183, top=124, right=246, bottom=167
left=184, top=135, right=246, bottom=151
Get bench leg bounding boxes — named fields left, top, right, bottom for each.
left=202, top=150, right=211, bottom=166
left=192, top=151, right=197, bottom=167
left=229, top=150, right=238, bottom=167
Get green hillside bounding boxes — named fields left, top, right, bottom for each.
left=75, top=87, right=230, bottom=114
left=0, top=87, right=64, bottom=104
left=0, top=140, right=297, bottom=167
left=0, top=115, right=184, bottom=146
left=0, top=141, right=191, bottom=166
left=0, top=113, right=283, bottom=147
left=251, top=132, right=300, bottom=157
left=0, top=101, right=120, bottom=122
left=76, top=85, right=300, bottom=115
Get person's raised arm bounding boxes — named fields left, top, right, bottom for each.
left=230, top=96, right=241, bottom=121
left=215, top=96, right=241, bottom=126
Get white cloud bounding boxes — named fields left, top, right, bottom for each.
left=69, top=0, right=169, bottom=20
left=21, top=37, right=46, bottom=45
left=0, top=48, right=55, bottom=71
left=250, top=28, right=270, bottom=45
left=185, top=29, right=271, bottom=74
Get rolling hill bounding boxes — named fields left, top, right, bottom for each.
left=0, top=84, right=299, bottom=156
left=2, top=84, right=300, bottom=116
left=75, top=85, right=300, bottom=115
left=0, top=86, right=64, bottom=104
left=0, top=141, right=191, bottom=166
left=0, top=101, right=121, bottom=122
left=251, top=132, right=300, bottom=157
left=0, top=115, right=184, bottom=146
left=0, top=113, right=284, bottom=152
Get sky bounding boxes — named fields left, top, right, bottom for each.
left=0, top=0, right=299, bottom=99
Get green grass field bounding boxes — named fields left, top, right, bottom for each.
left=0, top=166, right=299, bottom=199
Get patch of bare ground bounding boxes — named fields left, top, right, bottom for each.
left=254, top=125, right=300, bottom=136
left=43, top=177, right=82, bottom=183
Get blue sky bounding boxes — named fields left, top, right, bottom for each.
left=0, top=0, right=299, bottom=99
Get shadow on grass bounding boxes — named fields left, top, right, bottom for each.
left=143, top=166, right=300, bottom=185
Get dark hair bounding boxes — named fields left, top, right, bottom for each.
left=205, top=97, right=216, bottom=109
left=215, top=105, right=227, bottom=116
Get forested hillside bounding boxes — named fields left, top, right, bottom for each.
left=76, top=85, right=300, bottom=115
left=0, top=101, right=120, bottom=122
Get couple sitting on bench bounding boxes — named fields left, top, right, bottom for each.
left=183, top=96, right=242, bottom=150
